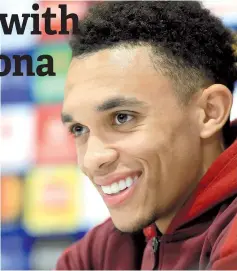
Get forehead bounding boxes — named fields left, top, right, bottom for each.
left=66, top=47, right=154, bottom=88
left=64, top=46, right=174, bottom=111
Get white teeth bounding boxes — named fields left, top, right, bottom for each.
left=101, top=175, right=139, bottom=195
left=106, top=187, right=112, bottom=194
left=125, top=177, right=133, bottom=188
left=101, top=186, right=112, bottom=194
left=111, top=183, right=120, bottom=194
left=118, top=180, right=126, bottom=191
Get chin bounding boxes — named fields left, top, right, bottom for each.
left=111, top=214, right=156, bottom=233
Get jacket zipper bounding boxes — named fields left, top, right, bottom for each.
left=152, top=237, right=160, bottom=270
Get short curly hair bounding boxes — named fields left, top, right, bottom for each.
left=69, top=1, right=237, bottom=146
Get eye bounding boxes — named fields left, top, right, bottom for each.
left=69, top=124, right=89, bottom=137
left=114, top=113, right=134, bottom=125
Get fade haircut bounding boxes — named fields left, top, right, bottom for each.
left=69, top=1, right=237, bottom=146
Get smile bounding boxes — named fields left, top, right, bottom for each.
left=98, top=172, right=142, bottom=207
left=101, top=175, right=139, bottom=195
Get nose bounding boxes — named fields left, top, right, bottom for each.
left=83, top=135, right=118, bottom=172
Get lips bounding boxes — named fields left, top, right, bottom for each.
left=94, top=171, right=142, bottom=187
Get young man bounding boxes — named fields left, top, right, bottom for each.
left=57, top=1, right=237, bottom=269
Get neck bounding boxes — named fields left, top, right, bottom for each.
left=201, top=136, right=225, bottom=174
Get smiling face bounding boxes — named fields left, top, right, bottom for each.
left=62, top=46, right=204, bottom=233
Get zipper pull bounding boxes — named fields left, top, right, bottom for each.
left=152, top=237, right=159, bottom=253
left=152, top=237, right=159, bottom=270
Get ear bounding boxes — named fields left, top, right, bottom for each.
left=197, top=84, right=233, bottom=139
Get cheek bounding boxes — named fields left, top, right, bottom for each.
left=157, top=122, right=201, bottom=186
left=116, top=131, right=156, bottom=158
left=142, top=113, right=199, bottom=169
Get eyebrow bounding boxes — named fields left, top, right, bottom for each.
left=95, top=96, right=147, bottom=112
left=61, top=113, right=75, bottom=124
left=61, top=96, right=147, bottom=124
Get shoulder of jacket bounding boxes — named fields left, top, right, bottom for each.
left=56, top=218, right=120, bottom=269
left=207, top=196, right=237, bottom=268
left=207, top=195, right=237, bottom=247
left=66, top=217, right=117, bottom=252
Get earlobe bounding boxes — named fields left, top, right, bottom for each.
left=199, top=84, right=233, bottom=139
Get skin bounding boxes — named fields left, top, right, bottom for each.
left=62, top=46, right=232, bottom=233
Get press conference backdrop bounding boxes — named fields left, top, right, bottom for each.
left=1, top=1, right=237, bottom=270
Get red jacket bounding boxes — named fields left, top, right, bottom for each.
left=56, top=140, right=237, bottom=270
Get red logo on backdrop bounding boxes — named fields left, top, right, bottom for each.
left=36, top=104, right=77, bottom=164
